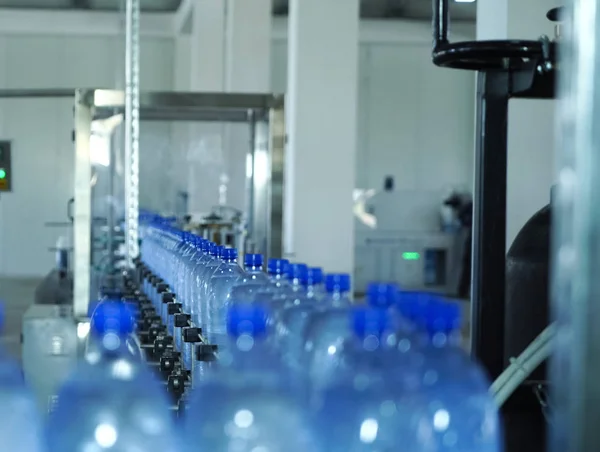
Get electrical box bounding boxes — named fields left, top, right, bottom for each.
left=0, top=141, right=12, bottom=191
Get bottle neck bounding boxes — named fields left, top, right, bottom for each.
left=245, top=265, right=263, bottom=272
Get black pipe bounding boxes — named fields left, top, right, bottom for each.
left=433, top=0, right=449, bottom=49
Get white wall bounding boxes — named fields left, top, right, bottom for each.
left=272, top=21, right=476, bottom=225
left=0, top=34, right=174, bottom=277
left=0, top=16, right=476, bottom=278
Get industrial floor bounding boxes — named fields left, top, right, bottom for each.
left=0, top=277, right=41, bottom=360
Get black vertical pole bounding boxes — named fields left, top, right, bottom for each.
left=470, top=70, right=509, bottom=380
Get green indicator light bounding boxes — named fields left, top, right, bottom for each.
left=402, top=252, right=420, bottom=261
left=0, top=169, right=6, bottom=179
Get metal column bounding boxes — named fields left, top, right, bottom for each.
left=471, top=70, right=509, bottom=380
left=551, top=0, right=600, bottom=450
left=73, top=91, right=93, bottom=317
left=124, top=0, right=141, bottom=268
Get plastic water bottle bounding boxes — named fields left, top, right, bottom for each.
left=180, top=236, right=204, bottom=314
left=305, top=267, right=325, bottom=300
left=196, top=244, right=223, bottom=329
left=282, top=263, right=309, bottom=305
left=85, top=300, right=143, bottom=363
left=184, top=303, right=321, bottom=451
left=322, top=273, right=352, bottom=305
left=305, top=280, right=399, bottom=393
left=311, top=306, right=431, bottom=452
left=267, top=258, right=290, bottom=288
left=241, top=253, right=270, bottom=283
left=188, top=239, right=212, bottom=324
left=410, top=300, right=502, bottom=452
left=46, top=301, right=180, bottom=452
left=206, top=248, right=245, bottom=347
left=0, top=304, right=44, bottom=452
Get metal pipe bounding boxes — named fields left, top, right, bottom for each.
left=432, top=0, right=449, bottom=49
left=124, top=0, right=140, bottom=269
left=551, top=0, right=600, bottom=450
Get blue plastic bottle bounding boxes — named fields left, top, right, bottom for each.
left=411, top=300, right=502, bottom=452
left=0, top=304, right=44, bottom=452
left=184, top=303, right=321, bottom=451
left=305, top=267, right=325, bottom=300
left=85, top=300, right=143, bottom=363
left=189, top=239, right=212, bottom=324
left=242, top=253, right=270, bottom=283
left=311, top=306, right=431, bottom=452
left=206, top=248, right=245, bottom=348
left=196, top=244, right=223, bottom=329
left=322, top=273, right=352, bottom=305
left=267, top=258, right=290, bottom=288
left=46, top=301, right=180, bottom=452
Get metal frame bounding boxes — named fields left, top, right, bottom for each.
left=431, top=0, right=556, bottom=381
left=552, top=2, right=600, bottom=450
left=73, top=89, right=286, bottom=316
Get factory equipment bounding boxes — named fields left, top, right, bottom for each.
left=0, top=140, right=13, bottom=192
left=15, top=88, right=285, bottom=410
left=431, top=1, right=559, bottom=451
left=355, top=190, right=464, bottom=295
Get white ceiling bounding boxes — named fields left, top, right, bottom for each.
left=0, top=0, right=476, bottom=20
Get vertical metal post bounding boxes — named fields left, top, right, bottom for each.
left=552, top=1, right=600, bottom=450
left=470, top=70, right=509, bottom=380
left=268, top=103, right=286, bottom=260
left=246, top=112, right=257, bottom=244
left=124, top=0, right=140, bottom=268
left=73, top=91, right=93, bottom=317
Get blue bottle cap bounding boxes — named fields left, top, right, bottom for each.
left=325, top=274, right=351, bottom=293
left=208, top=243, right=219, bottom=256
left=201, top=240, right=211, bottom=252
left=215, top=245, right=226, bottom=258
left=222, top=248, right=238, bottom=261
left=244, top=253, right=264, bottom=267
left=307, top=267, right=324, bottom=285
left=90, top=300, right=135, bottom=337
left=352, top=306, right=390, bottom=339
left=267, top=258, right=289, bottom=275
left=423, top=300, right=462, bottom=334
left=286, top=263, right=309, bottom=283
left=366, top=282, right=399, bottom=309
left=226, top=304, right=268, bottom=338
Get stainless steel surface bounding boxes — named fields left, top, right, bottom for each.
left=73, top=90, right=93, bottom=317
left=124, top=0, right=141, bottom=268
left=552, top=1, right=600, bottom=450
left=22, top=305, right=82, bottom=414
left=92, top=90, right=283, bottom=122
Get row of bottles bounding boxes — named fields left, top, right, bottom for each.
left=0, top=214, right=503, bottom=451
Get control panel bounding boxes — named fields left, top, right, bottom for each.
left=0, top=141, right=12, bottom=192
